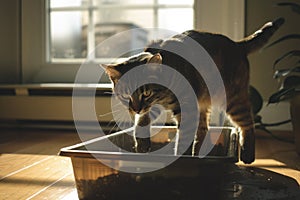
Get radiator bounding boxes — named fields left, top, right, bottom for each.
left=0, top=84, right=115, bottom=130
left=0, top=84, right=255, bottom=130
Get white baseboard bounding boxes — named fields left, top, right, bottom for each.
left=0, top=84, right=293, bottom=131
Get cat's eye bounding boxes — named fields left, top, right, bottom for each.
left=143, top=90, right=152, bottom=98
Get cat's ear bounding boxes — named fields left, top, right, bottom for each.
left=100, top=64, right=121, bottom=80
left=144, top=53, right=162, bottom=76
left=147, top=53, right=162, bottom=64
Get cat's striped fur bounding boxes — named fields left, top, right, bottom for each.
left=104, top=18, right=284, bottom=164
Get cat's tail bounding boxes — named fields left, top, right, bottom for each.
left=238, top=18, right=285, bottom=55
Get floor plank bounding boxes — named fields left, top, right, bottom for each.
left=238, top=130, right=300, bottom=185
left=0, top=128, right=83, bottom=155
left=0, top=154, right=50, bottom=180
left=0, top=155, right=75, bottom=200
left=0, top=128, right=85, bottom=199
left=29, top=174, right=78, bottom=200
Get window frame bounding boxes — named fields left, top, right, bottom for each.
left=21, top=0, right=244, bottom=83
left=48, top=0, right=195, bottom=63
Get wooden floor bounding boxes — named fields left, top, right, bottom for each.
left=0, top=127, right=300, bottom=199
left=0, top=128, right=86, bottom=200
left=238, top=130, right=300, bottom=185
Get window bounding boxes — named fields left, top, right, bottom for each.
left=22, top=0, right=244, bottom=83
left=48, top=0, right=194, bottom=63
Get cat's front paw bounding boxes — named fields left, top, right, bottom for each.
left=135, top=138, right=151, bottom=153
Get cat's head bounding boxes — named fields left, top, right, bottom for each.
left=103, top=52, right=162, bottom=84
left=102, top=52, right=172, bottom=115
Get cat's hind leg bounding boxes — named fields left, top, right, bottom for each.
left=226, top=99, right=255, bottom=164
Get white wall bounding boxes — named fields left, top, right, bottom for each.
left=246, top=0, right=300, bottom=100
left=246, top=0, right=300, bottom=130
left=195, top=0, right=244, bottom=40
left=0, top=0, right=21, bottom=83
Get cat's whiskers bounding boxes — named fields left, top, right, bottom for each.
left=111, top=98, right=135, bottom=130
left=98, top=109, right=122, bottom=118
left=108, top=122, right=119, bottom=134
left=111, top=100, right=122, bottom=106
left=106, top=118, right=117, bottom=130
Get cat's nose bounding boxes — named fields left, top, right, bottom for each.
left=129, top=99, right=141, bottom=113
left=134, top=106, right=141, bottom=114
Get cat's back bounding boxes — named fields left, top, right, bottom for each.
left=157, top=30, right=245, bottom=67
left=179, top=30, right=242, bottom=55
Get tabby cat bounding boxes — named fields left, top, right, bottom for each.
left=103, top=18, right=284, bottom=164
